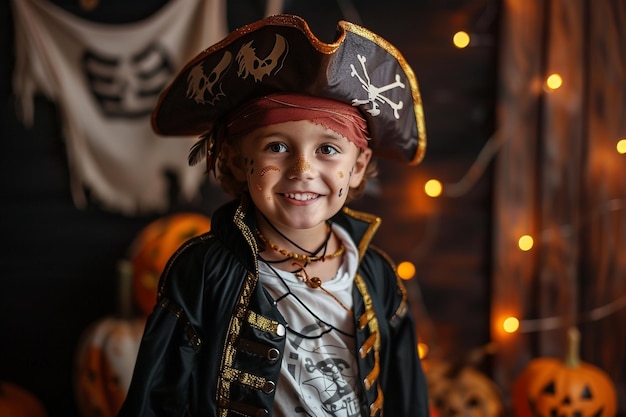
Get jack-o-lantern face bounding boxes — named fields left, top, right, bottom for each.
left=512, top=328, right=617, bottom=417
left=129, top=213, right=211, bottom=316
left=74, top=317, right=146, bottom=417
left=425, top=360, right=504, bottom=417
left=525, top=362, right=617, bottom=417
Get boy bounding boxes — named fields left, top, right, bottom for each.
left=119, top=14, right=429, bottom=417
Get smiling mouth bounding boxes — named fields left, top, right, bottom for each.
left=282, top=192, right=320, bottom=201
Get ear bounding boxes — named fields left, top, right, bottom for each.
left=222, top=142, right=247, bottom=182
left=348, top=147, right=373, bottom=188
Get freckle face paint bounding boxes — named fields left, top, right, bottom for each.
left=339, top=188, right=343, bottom=197
left=338, top=171, right=344, bottom=179
left=249, top=159, right=254, bottom=175
left=260, top=165, right=280, bottom=176
left=256, top=184, right=263, bottom=191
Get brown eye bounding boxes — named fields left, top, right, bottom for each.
left=318, top=145, right=339, bottom=155
left=266, top=142, right=287, bottom=153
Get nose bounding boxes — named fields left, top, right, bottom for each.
left=289, top=155, right=314, bottom=179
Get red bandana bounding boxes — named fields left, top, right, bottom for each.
left=226, top=93, right=370, bottom=149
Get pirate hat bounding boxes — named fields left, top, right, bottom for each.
left=152, top=14, right=426, bottom=166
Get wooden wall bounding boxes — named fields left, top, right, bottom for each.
left=493, top=0, right=626, bottom=411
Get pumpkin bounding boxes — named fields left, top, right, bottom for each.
left=425, top=359, right=505, bottom=417
left=512, top=327, right=617, bottom=417
left=0, top=382, right=48, bottom=417
left=129, top=212, right=211, bottom=315
left=512, top=357, right=561, bottom=417
left=74, top=317, right=146, bottom=417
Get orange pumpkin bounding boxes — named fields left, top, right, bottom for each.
left=512, top=327, right=617, bottom=417
left=0, top=381, right=48, bottom=417
left=129, top=212, right=211, bottom=315
left=512, top=357, right=561, bottom=417
left=425, top=359, right=504, bottom=417
left=74, top=317, right=146, bottom=417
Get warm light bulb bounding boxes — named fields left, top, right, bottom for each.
left=518, top=235, right=534, bottom=251
left=397, top=261, right=416, bottom=280
left=424, top=179, right=443, bottom=197
left=503, top=316, right=520, bottom=333
left=617, top=139, right=626, bottom=154
left=453, top=31, right=471, bottom=48
left=417, top=342, right=429, bottom=359
left=546, top=73, right=563, bottom=90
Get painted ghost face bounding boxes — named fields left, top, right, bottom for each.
left=229, top=120, right=371, bottom=233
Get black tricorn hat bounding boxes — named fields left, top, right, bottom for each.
left=152, top=14, right=426, bottom=166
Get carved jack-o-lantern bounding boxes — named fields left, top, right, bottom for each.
left=129, top=213, right=211, bottom=316
left=513, top=328, right=617, bottom=417
left=512, top=357, right=561, bottom=417
left=74, top=317, right=146, bottom=417
left=425, top=359, right=504, bottom=417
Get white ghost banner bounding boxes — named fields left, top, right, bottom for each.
left=11, top=0, right=228, bottom=214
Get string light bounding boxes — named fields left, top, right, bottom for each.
left=502, top=316, right=520, bottom=333
left=424, top=179, right=443, bottom=197
left=517, top=235, right=534, bottom=251
left=515, top=295, right=626, bottom=333
left=617, top=138, right=626, bottom=154
left=397, top=261, right=416, bottom=280
left=545, top=73, right=563, bottom=90
left=453, top=31, right=471, bottom=48
left=417, top=342, right=429, bottom=359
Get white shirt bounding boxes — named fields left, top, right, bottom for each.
left=258, top=224, right=364, bottom=417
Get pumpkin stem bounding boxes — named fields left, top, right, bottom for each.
left=565, top=326, right=581, bottom=368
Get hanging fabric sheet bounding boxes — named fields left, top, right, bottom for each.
left=11, top=0, right=228, bottom=214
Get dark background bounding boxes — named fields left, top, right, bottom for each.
left=0, top=0, right=497, bottom=415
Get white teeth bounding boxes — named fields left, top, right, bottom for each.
left=285, top=193, right=318, bottom=201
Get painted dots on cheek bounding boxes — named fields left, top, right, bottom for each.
left=339, top=189, right=343, bottom=197
left=256, top=184, right=263, bottom=191
left=338, top=171, right=344, bottom=179
left=249, top=159, right=255, bottom=175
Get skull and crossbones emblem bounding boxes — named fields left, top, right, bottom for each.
left=350, top=54, right=405, bottom=119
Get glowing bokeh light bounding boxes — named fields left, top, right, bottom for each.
left=397, top=261, right=416, bottom=280
left=453, top=31, right=471, bottom=48
left=617, top=139, right=626, bottom=154
left=503, top=316, right=520, bottom=333
left=417, top=342, right=429, bottom=359
left=424, top=179, right=443, bottom=197
left=546, top=73, right=563, bottom=90
left=518, top=235, right=534, bottom=251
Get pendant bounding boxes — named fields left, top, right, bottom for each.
left=306, top=276, right=322, bottom=288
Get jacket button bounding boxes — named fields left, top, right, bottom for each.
left=276, top=324, right=286, bottom=336
left=262, top=381, right=276, bottom=394
left=256, top=409, right=269, bottom=417
left=267, top=348, right=280, bottom=362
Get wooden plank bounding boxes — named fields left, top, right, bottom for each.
left=583, top=0, right=626, bottom=407
left=492, top=0, right=545, bottom=390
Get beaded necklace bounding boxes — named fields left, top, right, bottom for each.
left=256, top=229, right=345, bottom=266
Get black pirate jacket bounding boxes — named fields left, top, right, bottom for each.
left=118, top=199, right=429, bottom=417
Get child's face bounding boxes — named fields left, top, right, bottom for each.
left=228, top=119, right=372, bottom=232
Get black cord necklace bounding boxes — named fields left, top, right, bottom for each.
left=259, top=257, right=354, bottom=339
left=259, top=211, right=333, bottom=257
